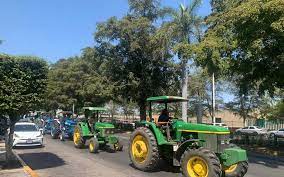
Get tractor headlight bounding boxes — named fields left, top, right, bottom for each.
left=104, top=128, right=114, bottom=135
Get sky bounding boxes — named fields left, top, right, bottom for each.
left=0, top=0, right=234, bottom=102
left=0, top=0, right=211, bottom=63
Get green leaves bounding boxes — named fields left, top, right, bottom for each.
left=0, top=54, right=48, bottom=121
left=45, top=54, right=113, bottom=111
left=197, top=0, right=284, bottom=95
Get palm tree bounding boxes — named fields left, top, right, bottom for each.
left=170, top=0, right=202, bottom=122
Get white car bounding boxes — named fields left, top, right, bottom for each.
left=235, top=126, right=267, bottom=135
left=13, top=122, right=43, bottom=147
left=268, top=128, right=284, bottom=138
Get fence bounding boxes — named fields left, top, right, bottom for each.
left=256, top=119, right=284, bottom=130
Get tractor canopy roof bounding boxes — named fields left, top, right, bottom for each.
left=147, top=96, right=188, bottom=103
left=83, top=107, right=107, bottom=111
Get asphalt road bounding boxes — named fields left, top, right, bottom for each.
left=14, top=134, right=284, bottom=177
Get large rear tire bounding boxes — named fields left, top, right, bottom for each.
left=51, top=129, right=58, bottom=139
left=129, top=127, right=160, bottom=171
left=224, top=161, right=248, bottom=177
left=181, top=147, right=221, bottom=177
left=73, top=125, right=85, bottom=148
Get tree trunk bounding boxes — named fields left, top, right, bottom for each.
left=181, top=58, right=188, bottom=122
left=196, top=100, right=203, bottom=123
left=5, top=124, right=15, bottom=165
left=139, top=101, right=147, bottom=121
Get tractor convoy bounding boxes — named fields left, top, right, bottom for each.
left=42, top=96, right=248, bottom=177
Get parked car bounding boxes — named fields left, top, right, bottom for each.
left=13, top=122, right=43, bottom=147
left=235, top=126, right=267, bottom=135
left=268, top=128, right=284, bottom=138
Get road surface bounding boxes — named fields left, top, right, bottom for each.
left=14, top=134, right=284, bottom=177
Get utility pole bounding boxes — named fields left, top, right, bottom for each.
left=212, top=72, right=216, bottom=123
left=72, top=103, right=75, bottom=118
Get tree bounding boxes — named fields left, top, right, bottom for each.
left=197, top=0, right=284, bottom=96
left=45, top=54, right=113, bottom=112
left=0, top=54, right=47, bottom=163
left=166, top=0, right=202, bottom=122
left=95, top=0, right=175, bottom=120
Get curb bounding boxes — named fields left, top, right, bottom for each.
left=13, top=150, right=39, bottom=177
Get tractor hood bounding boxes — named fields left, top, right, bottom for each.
left=95, top=122, right=115, bottom=129
left=173, top=120, right=230, bottom=134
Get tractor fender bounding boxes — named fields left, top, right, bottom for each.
left=77, top=122, right=93, bottom=137
left=174, top=139, right=202, bottom=165
left=138, top=121, right=169, bottom=145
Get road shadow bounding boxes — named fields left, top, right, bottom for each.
left=248, top=152, right=284, bottom=168
left=129, top=160, right=180, bottom=174
left=18, top=152, right=65, bottom=170
left=13, top=145, right=44, bottom=150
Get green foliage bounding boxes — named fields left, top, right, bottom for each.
left=269, top=101, right=284, bottom=119
left=94, top=0, right=176, bottom=119
left=197, top=0, right=284, bottom=95
left=45, top=54, right=113, bottom=111
left=0, top=54, right=48, bottom=122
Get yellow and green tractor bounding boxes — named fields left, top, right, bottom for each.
left=129, top=96, right=248, bottom=177
left=73, top=107, right=123, bottom=153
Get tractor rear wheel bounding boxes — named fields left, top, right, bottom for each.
left=73, top=125, right=85, bottom=148
left=129, top=127, right=160, bottom=171
left=181, top=147, right=221, bottom=177
left=59, top=131, right=65, bottom=141
left=51, top=129, right=58, bottom=139
left=89, top=137, right=99, bottom=153
left=224, top=161, right=248, bottom=177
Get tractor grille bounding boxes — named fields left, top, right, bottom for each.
left=217, top=134, right=230, bottom=153
left=104, top=128, right=115, bottom=135
left=198, top=134, right=230, bottom=153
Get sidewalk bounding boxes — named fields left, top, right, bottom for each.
left=0, top=141, right=29, bottom=177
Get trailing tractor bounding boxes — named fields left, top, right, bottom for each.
left=129, top=96, right=248, bottom=177
left=73, top=107, right=123, bottom=153
left=50, top=111, right=76, bottom=141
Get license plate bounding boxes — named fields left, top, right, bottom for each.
left=26, top=139, right=33, bottom=143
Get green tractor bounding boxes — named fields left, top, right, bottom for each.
left=73, top=107, right=123, bottom=153
left=129, top=96, right=248, bottom=177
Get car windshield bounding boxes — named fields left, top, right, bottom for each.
left=15, top=124, right=38, bottom=132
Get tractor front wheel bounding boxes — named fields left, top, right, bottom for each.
left=89, top=137, right=99, bottom=153
left=51, top=129, right=58, bottom=139
left=113, top=140, right=123, bottom=151
left=129, top=127, right=160, bottom=171
left=73, top=125, right=85, bottom=148
left=224, top=161, right=248, bottom=177
left=181, top=147, right=221, bottom=177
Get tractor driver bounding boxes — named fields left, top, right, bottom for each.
left=158, top=109, right=170, bottom=122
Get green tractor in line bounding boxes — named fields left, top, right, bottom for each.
left=73, top=107, right=123, bottom=153
left=129, top=96, right=248, bottom=177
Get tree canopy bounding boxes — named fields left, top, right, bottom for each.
left=94, top=0, right=177, bottom=119
left=0, top=54, right=48, bottom=120
left=45, top=52, right=113, bottom=111
left=196, top=0, right=284, bottom=95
